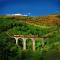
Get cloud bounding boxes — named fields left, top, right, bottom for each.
left=6, top=13, right=28, bottom=16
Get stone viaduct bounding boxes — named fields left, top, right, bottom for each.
left=13, top=35, right=46, bottom=51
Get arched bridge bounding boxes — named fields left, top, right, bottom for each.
left=13, top=35, right=45, bottom=51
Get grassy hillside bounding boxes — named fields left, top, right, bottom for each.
left=0, top=14, right=60, bottom=60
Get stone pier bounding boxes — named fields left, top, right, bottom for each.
left=22, top=38, right=27, bottom=50
left=31, top=38, right=35, bottom=51
left=14, top=37, right=19, bottom=46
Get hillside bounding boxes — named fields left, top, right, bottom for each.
left=0, top=14, right=60, bottom=26
left=0, top=14, right=60, bottom=60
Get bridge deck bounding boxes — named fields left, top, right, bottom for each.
left=14, top=35, right=39, bottom=38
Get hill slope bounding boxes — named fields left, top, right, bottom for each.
left=0, top=14, right=60, bottom=60
left=0, top=14, right=60, bottom=26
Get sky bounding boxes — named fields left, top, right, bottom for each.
left=0, top=0, right=60, bottom=16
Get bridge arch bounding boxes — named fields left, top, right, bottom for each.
left=14, top=36, right=36, bottom=51
left=18, top=38, right=23, bottom=49
left=26, top=38, right=33, bottom=50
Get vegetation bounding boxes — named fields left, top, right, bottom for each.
left=0, top=14, right=60, bottom=60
